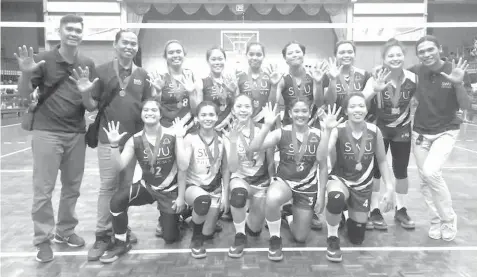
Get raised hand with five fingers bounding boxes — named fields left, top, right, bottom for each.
left=263, top=102, right=280, bottom=127
left=70, top=66, right=99, bottom=93
left=322, top=104, right=344, bottom=130
left=223, top=73, right=238, bottom=93
left=148, top=71, right=165, bottom=92
left=228, top=120, right=245, bottom=143
left=327, top=57, right=343, bottom=80
left=172, top=117, right=187, bottom=138
left=14, top=45, right=45, bottom=73
left=308, top=60, right=329, bottom=83
left=102, top=121, right=128, bottom=146
left=373, top=67, right=392, bottom=92
left=265, top=64, right=284, bottom=85
left=178, top=70, right=195, bottom=94
left=441, top=57, right=469, bottom=84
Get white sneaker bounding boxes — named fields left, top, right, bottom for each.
left=428, top=222, right=441, bottom=240
left=441, top=217, right=457, bottom=242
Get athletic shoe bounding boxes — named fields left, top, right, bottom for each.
left=268, top=236, right=283, bottom=261
left=155, top=223, right=163, bottom=238
left=99, top=239, right=131, bottom=264
left=190, top=235, right=206, bottom=259
left=245, top=223, right=261, bottom=237
left=311, top=213, right=323, bottom=230
left=394, top=207, right=415, bottom=229
left=36, top=241, right=54, bottom=263
left=52, top=233, right=85, bottom=247
left=428, top=222, right=442, bottom=240
left=369, top=209, right=387, bottom=230
left=441, top=216, right=457, bottom=241
left=366, top=217, right=374, bottom=230
left=215, top=221, right=223, bottom=233
left=88, top=234, right=113, bottom=261
left=127, top=229, right=138, bottom=244
left=326, top=236, right=342, bottom=263
left=228, top=233, right=247, bottom=258
left=221, top=210, right=233, bottom=221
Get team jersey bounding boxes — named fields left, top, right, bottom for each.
left=237, top=70, right=273, bottom=123
left=225, top=125, right=269, bottom=188
left=186, top=132, right=225, bottom=192
left=159, top=71, right=194, bottom=128
left=324, top=68, right=371, bottom=120
left=202, top=76, right=234, bottom=131
left=374, top=69, right=417, bottom=129
left=276, top=125, right=322, bottom=193
left=331, top=122, right=378, bottom=191
left=281, top=73, right=316, bottom=125
left=132, top=128, right=178, bottom=194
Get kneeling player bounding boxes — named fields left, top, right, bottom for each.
left=325, top=92, right=394, bottom=263
left=181, top=101, right=230, bottom=259
left=224, top=94, right=275, bottom=258
left=99, top=98, right=189, bottom=263
left=249, top=100, right=341, bottom=261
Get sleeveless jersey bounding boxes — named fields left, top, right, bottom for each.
left=159, top=71, right=194, bottom=128
left=276, top=126, right=321, bottom=193
left=202, top=77, right=234, bottom=131
left=281, top=73, right=316, bottom=125
left=330, top=68, right=370, bottom=119
left=375, top=69, right=417, bottom=129
left=331, top=122, right=377, bottom=191
left=237, top=71, right=273, bottom=123
left=133, top=128, right=177, bottom=194
left=186, top=132, right=225, bottom=191
left=229, top=125, right=269, bottom=188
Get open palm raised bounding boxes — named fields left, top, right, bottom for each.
left=102, top=121, right=128, bottom=145
left=441, top=57, right=469, bottom=84
left=322, top=104, right=343, bottom=130
left=14, top=45, right=45, bottom=73
left=70, top=66, right=99, bottom=93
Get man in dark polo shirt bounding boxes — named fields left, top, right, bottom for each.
left=15, top=15, right=97, bottom=263
left=74, top=30, right=153, bottom=261
left=409, top=35, right=471, bottom=242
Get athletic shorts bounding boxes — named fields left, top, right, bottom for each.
left=231, top=177, right=268, bottom=198
left=136, top=180, right=178, bottom=214
left=378, top=124, right=411, bottom=142
left=329, top=175, right=372, bottom=213
left=274, top=177, right=317, bottom=210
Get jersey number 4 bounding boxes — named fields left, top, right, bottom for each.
left=363, top=199, right=369, bottom=208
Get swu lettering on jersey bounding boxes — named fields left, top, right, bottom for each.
left=282, top=143, right=317, bottom=162
left=287, top=83, right=312, bottom=96
left=242, top=80, right=270, bottom=95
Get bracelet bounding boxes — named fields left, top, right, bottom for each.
left=110, top=144, right=119, bottom=148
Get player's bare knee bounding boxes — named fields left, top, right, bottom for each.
left=230, top=187, right=248, bottom=208
left=193, top=194, right=212, bottom=216
left=326, top=191, right=346, bottom=215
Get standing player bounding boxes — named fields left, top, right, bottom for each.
left=149, top=40, right=198, bottom=130
left=249, top=99, right=340, bottom=261
left=362, top=38, right=417, bottom=230
left=98, top=98, right=188, bottom=263
left=180, top=101, right=230, bottom=259
left=196, top=47, right=237, bottom=132
left=410, top=35, right=471, bottom=241
left=224, top=94, right=274, bottom=258
left=325, top=92, right=394, bottom=263
left=275, top=41, right=328, bottom=128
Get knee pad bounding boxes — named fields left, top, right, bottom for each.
left=230, top=187, right=248, bottom=208
left=346, top=218, right=366, bottom=245
left=193, top=195, right=212, bottom=216
left=160, top=213, right=181, bottom=244
left=326, top=191, right=346, bottom=214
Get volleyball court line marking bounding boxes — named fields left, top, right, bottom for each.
left=0, top=147, right=31, bottom=158
left=0, top=123, right=20, bottom=128
left=2, top=246, right=477, bottom=258
left=454, top=146, right=477, bottom=155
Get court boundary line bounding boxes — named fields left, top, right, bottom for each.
left=1, top=246, right=477, bottom=258
left=454, top=146, right=477, bottom=154
left=0, top=147, right=31, bottom=158
left=0, top=123, right=21, bottom=128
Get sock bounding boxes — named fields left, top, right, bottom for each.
left=395, top=193, right=406, bottom=210
left=266, top=219, right=282, bottom=238
left=234, top=219, right=246, bottom=235
left=343, top=210, right=349, bottom=220
left=115, top=233, right=127, bottom=242
left=192, top=221, right=204, bottom=238
left=327, top=223, right=339, bottom=238
left=371, top=192, right=380, bottom=211
left=286, top=215, right=294, bottom=226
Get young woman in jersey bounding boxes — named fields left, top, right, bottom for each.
left=325, top=92, right=394, bottom=263
left=149, top=40, right=199, bottom=130
left=275, top=41, right=328, bottom=128
left=249, top=99, right=341, bottom=262
left=180, top=101, right=230, bottom=259
left=236, top=42, right=282, bottom=123
left=98, top=98, right=188, bottom=264
left=324, top=41, right=373, bottom=121
left=362, top=39, right=418, bottom=231
left=223, top=94, right=275, bottom=258
left=196, top=47, right=238, bottom=133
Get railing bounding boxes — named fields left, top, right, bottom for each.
left=0, top=85, right=32, bottom=118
